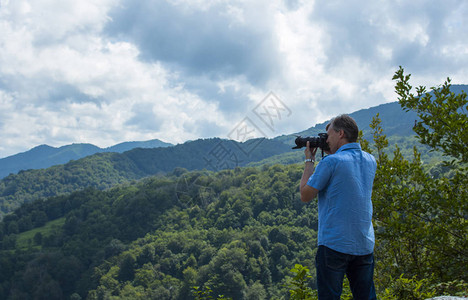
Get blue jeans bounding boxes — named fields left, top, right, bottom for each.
left=315, top=245, right=377, bottom=300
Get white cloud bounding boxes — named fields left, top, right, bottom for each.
left=0, top=0, right=467, bottom=158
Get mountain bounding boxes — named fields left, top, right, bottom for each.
left=278, top=84, right=467, bottom=141
left=275, top=100, right=419, bottom=144
left=0, top=138, right=292, bottom=218
left=105, top=139, right=173, bottom=153
left=267, top=100, right=421, bottom=166
left=0, top=139, right=172, bottom=179
left=271, top=84, right=467, bottom=164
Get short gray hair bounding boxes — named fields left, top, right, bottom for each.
left=327, top=114, right=359, bottom=142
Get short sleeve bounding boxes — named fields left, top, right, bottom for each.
left=307, top=158, right=333, bottom=191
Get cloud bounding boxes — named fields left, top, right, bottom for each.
left=309, top=0, right=468, bottom=75
left=125, top=102, right=164, bottom=131
left=0, top=0, right=467, bottom=158
left=105, top=0, right=282, bottom=85
left=0, top=0, right=235, bottom=156
left=103, top=0, right=286, bottom=119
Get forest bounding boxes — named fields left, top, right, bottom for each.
left=0, top=68, right=466, bottom=299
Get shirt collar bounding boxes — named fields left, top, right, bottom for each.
left=335, top=142, right=361, bottom=154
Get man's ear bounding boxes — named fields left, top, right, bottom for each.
left=338, top=129, right=346, bottom=139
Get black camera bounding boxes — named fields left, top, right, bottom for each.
left=292, top=133, right=329, bottom=152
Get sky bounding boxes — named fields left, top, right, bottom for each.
left=0, top=0, right=467, bottom=158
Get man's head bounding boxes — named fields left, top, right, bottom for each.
left=325, top=114, right=359, bottom=154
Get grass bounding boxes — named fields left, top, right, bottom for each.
left=16, top=217, right=66, bottom=250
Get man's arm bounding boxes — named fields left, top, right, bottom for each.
left=300, top=142, right=319, bottom=203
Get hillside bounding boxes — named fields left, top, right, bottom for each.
left=266, top=99, right=444, bottom=167
left=0, top=164, right=315, bottom=299
left=0, top=138, right=291, bottom=218
left=275, top=100, right=420, bottom=145
left=273, top=84, right=468, bottom=166
left=277, top=84, right=467, bottom=140
left=0, top=155, right=465, bottom=298
left=0, top=139, right=172, bottom=179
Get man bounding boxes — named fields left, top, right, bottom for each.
left=300, top=114, right=377, bottom=300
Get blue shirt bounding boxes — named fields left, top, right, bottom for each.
left=307, top=143, right=377, bottom=255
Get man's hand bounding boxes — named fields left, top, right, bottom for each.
left=300, top=141, right=319, bottom=202
left=304, top=141, right=318, bottom=160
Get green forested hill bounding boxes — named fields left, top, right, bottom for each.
left=0, top=150, right=465, bottom=299
left=0, top=138, right=292, bottom=218
left=0, top=139, right=173, bottom=179
left=0, top=164, right=318, bottom=299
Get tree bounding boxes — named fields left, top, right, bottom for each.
left=371, top=68, right=468, bottom=294
left=118, top=254, right=136, bottom=282
left=245, top=280, right=267, bottom=300
left=287, top=264, right=314, bottom=300
left=393, top=66, right=468, bottom=163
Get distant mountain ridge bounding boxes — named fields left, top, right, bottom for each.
left=253, top=100, right=421, bottom=167
left=0, top=138, right=292, bottom=218
left=0, top=139, right=172, bottom=179
left=2, top=85, right=466, bottom=180
left=273, top=100, right=419, bottom=149
left=277, top=84, right=467, bottom=142
left=261, top=85, right=467, bottom=166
